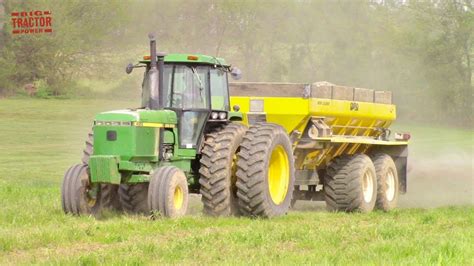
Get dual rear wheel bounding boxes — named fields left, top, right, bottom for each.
left=199, top=122, right=296, bottom=218
left=372, top=153, right=399, bottom=211
left=235, top=123, right=295, bottom=218
left=324, top=153, right=399, bottom=212
left=199, top=123, right=247, bottom=216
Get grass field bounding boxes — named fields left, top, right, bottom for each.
left=0, top=99, right=473, bottom=265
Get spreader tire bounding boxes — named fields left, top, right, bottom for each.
left=324, top=154, right=377, bottom=212
left=118, top=184, right=149, bottom=214
left=148, top=166, right=189, bottom=218
left=236, top=123, right=295, bottom=218
left=61, top=164, right=101, bottom=215
left=199, top=122, right=247, bottom=216
left=372, top=153, right=399, bottom=211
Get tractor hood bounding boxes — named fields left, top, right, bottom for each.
left=92, top=109, right=177, bottom=161
left=94, top=109, right=177, bottom=124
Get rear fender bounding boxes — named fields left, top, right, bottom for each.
left=228, top=111, right=243, bottom=121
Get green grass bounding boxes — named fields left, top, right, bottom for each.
left=391, top=122, right=473, bottom=156
left=0, top=99, right=473, bottom=265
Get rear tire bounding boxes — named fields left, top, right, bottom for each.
left=100, top=184, right=121, bottom=211
left=199, top=123, right=247, bottom=216
left=324, top=154, right=377, bottom=212
left=236, top=123, right=295, bottom=218
left=148, top=166, right=189, bottom=218
left=372, top=153, right=399, bottom=211
left=118, top=184, right=149, bottom=214
left=81, top=132, right=94, bottom=165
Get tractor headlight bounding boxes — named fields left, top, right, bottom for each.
left=218, top=112, right=227, bottom=120
left=95, top=121, right=104, bottom=125
left=211, top=112, right=219, bottom=120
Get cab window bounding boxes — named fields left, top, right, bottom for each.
left=210, top=69, right=229, bottom=111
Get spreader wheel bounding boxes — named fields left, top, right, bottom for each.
left=236, top=123, right=295, bottom=218
left=324, top=154, right=377, bottom=212
left=372, top=153, right=399, bottom=211
left=61, top=164, right=102, bottom=215
left=148, top=166, right=189, bottom=218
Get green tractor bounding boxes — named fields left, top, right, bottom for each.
left=61, top=34, right=253, bottom=218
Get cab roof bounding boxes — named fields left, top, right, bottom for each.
left=140, top=53, right=229, bottom=67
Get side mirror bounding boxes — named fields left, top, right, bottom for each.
left=230, top=67, right=242, bottom=80
left=125, top=63, right=134, bottom=74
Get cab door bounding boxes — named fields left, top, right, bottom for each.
left=164, top=64, right=211, bottom=149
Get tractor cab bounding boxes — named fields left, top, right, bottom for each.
left=132, top=48, right=242, bottom=150
left=139, top=55, right=234, bottom=149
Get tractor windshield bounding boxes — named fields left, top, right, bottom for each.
left=142, top=64, right=229, bottom=111
left=162, top=65, right=210, bottom=109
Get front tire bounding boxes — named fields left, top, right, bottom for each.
left=81, top=131, right=120, bottom=211
left=199, top=123, right=247, bottom=216
left=148, top=166, right=189, bottom=218
left=62, top=164, right=101, bottom=215
left=236, top=123, right=295, bottom=218
left=324, top=154, right=377, bottom=212
left=372, top=153, right=399, bottom=211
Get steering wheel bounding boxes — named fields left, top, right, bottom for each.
left=171, top=92, right=183, bottom=107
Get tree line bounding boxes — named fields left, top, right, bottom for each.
left=0, top=0, right=472, bottom=125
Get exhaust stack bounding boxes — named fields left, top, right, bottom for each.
left=148, top=33, right=159, bottom=109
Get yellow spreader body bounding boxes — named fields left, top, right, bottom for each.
left=230, top=82, right=408, bottom=177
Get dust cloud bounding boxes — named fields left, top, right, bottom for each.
left=292, top=130, right=473, bottom=211
left=400, top=149, right=473, bottom=208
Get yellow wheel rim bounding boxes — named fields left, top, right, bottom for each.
left=173, top=186, right=184, bottom=210
left=268, top=145, right=290, bottom=205
left=86, top=196, right=97, bottom=208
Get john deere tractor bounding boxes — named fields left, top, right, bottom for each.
left=61, top=34, right=253, bottom=218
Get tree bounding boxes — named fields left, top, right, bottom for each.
left=0, top=0, right=129, bottom=95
